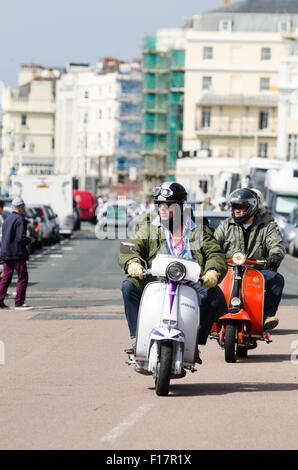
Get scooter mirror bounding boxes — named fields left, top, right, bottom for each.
left=120, top=242, right=137, bottom=254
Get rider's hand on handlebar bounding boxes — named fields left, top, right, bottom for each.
left=127, top=258, right=145, bottom=279
left=201, top=269, right=220, bottom=288
left=266, top=254, right=282, bottom=272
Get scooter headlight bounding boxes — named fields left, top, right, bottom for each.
left=232, top=252, right=246, bottom=266
left=231, top=297, right=241, bottom=308
left=166, top=262, right=186, bottom=282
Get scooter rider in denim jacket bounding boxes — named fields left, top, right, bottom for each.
left=214, top=188, right=286, bottom=331
left=119, top=182, right=228, bottom=361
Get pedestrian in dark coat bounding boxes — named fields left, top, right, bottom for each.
left=0, top=197, right=33, bottom=310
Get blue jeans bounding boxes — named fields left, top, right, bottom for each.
left=262, top=270, right=284, bottom=317
left=121, top=280, right=227, bottom=345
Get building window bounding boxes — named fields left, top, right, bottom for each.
left=202, top=76, right=212, bottom=91
left=98, top=132, right=102, bottom=147
left=98, top=109, right=102, bottom=119
left=219, top=19, right=233, bottom=32
left=21, top=114, right=27, bottom=126
left=258, top=142, right=268, bottom=158
left=83, top=112, right=88, bottom=124
left=107, top=132, right=111, bottom=147
left=201, top=107, right=211, bottom=128
left=201, top=139, right=210, bottom=150
left=259, top=109, right=269, bottom=130
left=261, top=48, right=271, bottom=61
left=290, top=103, right=298, bottom=119
left=278, top=21, right=291, bottom=33
left=288, top=134, right=297, bottom=160
left=260, top=77, right=270, bottom=92
left=84, top=90, right=89, bottom=99
left=51, top=137, right=55, bottom=150
left=203, top=47, right=213, bottom=60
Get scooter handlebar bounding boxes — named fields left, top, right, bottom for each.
left=226, top=258, right=267, bottom=266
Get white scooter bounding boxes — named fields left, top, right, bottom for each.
left=120, top=242, right=201, bottom=396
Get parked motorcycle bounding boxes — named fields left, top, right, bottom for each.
left=120, top=242, right=201, bottom=396
left=210, top=251, right=272, bottom=362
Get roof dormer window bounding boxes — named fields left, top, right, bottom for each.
left=219, top=19, right=233, bottom=32
left=278, top=20, right=291, bottom=33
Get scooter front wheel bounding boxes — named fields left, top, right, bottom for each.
left=155, top=342, right=173, bottom=396
left=224, top=321, right=237, bottom=363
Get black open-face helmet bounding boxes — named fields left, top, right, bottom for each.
left=228, top=188, right=258, bottom=224
left=153, top=182, right=187, bottom=206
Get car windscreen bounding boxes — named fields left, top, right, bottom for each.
left=33, top=207, right=45, bottom=220
left=45, top=206, right=55, bottom=219
left=106, top=205, right=127, bottom=220
left=275, top=195, right=298, bottom=219
left=206, top=216, right=228, bottom=230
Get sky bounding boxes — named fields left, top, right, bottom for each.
left=0, top=0, right=221, bottom=88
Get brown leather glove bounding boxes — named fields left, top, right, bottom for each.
left=201, top=269, right=220, bottom=288
left=127, top=258, right=144, bottom=279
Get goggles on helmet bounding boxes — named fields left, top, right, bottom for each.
left=153, top=186, right=174, bottom=198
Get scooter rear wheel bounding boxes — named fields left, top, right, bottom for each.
left=155, top=342, right=173, bottom=396
left=225, top=321, right=237, bottom=363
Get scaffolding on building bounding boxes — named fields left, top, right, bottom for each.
left=141, top=36, right=185, bottom=181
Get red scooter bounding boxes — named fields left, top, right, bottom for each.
left=210, top=252, right=272, bottom=362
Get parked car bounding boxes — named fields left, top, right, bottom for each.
left=23, top=207, right=42, bottom=253
left=0, top=210, right=10, bottom=245
left=44, top=205, right=60, bottom=243
left=73, top=199, right=81, bottom=230
left=280, top=207, right=298, bottom=257
left=27, top=204, right=57, bottom=245
left=193, top=209, right=231, bottom=231
left=98, top=200, right=143, bottom=231
left=73, top=190, right=97, bottom=223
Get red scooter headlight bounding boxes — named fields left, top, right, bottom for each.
left=232, top=252, right=246, bottom=266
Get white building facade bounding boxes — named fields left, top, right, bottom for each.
left=1, top=66, right=61, bottom=190
left=177, top=0, right=298, bottom=200
left=277, top=37, right=298, bottom=161
left=55, top=60, right=142, bottom=195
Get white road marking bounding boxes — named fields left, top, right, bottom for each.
left=62, top=246, right=73, bottom=251
left=49, top=254, right=64, bottom=258
left=100, top=403, right=153, bottom=443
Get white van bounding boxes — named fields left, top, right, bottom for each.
left=10, top=175, right=74, bottom=237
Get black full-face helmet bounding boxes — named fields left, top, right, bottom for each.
left=153, top=182, right=187, bottom=206
left=228, top=188, right=258, bottom=224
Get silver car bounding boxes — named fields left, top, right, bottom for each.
left=27, top=204, right=55, bottom=245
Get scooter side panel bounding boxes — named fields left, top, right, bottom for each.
left=241, top=268, right=265, bottom=335
left=135, top=282, right=167, bottom=359
left=178, top=285, right=199, bottom=363
left=218, top=267, right=234, bottom=307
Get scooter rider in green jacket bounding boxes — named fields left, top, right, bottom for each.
left=119, top=182, right=228, bottom=360
left=214, top=188, right=286, bottom=331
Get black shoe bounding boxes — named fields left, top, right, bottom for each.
left=0, top=303, right=10, bottom=309
left=194, top=348, right=203, bottom=364
left=124, top=341, right=136, bottom=354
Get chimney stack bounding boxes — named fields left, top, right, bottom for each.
left=221, top=0, right=230, bottom=5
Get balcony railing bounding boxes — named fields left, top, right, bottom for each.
left=196, top=117, right=278, bottom=136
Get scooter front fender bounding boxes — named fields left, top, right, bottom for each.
left=150, top=327, right=184, bottom=342
left=219, top=309, right=251, bottom=322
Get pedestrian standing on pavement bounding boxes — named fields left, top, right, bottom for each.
left=0, top=200, right=5, bottom=224
left=0, top=197, right=33, bottom=310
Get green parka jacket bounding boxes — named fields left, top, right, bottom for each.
left=214, top=211, right=286, bottom=267
left=118, top=213, right=228, bottom=291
